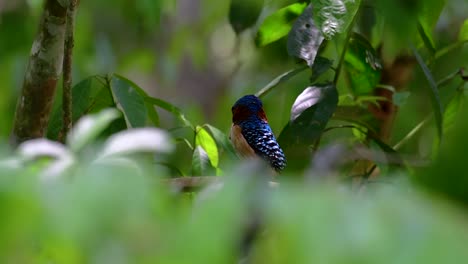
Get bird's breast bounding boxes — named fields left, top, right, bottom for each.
left=230, top=124, right=256, bottom=158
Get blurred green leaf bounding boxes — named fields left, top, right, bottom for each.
left=255, top=2, right=308, bottom=47
left=229, top=0, right=264, bottom=34
left=195, top=126, right=219, bottom=169
left=344, top=32, right=382, bottom=95
left=287, top=4, right=324, bottom=67
left=312, top=0, right=361, bottom=39
left=47, top=76, right=114, bottom=140
left=67, top=108, right=121, bottom=153
left=109, top=75, right=147, bottom=128
left=417, top=23, right=436, bottom=55
left=459, top=19, right=468, bottom=42
left=98, top=128, right=174, bottom=159
left=411, top=45, right=443, bottom=141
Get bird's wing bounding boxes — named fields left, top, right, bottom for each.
left=239, top=122, right=286, bottom=171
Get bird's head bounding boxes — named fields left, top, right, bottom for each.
left=232, top=95, right=268, bottom=124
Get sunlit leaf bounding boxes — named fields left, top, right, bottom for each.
left=344, top=32, right=382, bottom=95
left=411, top=45, right=443, bottom=140
left=110, top=75, right=147, bottom=128
left=229, top=0, right=264, bottom=34
left=255, top=2, right=308, bottom=47
left=418, top=0, right=446, bottom=51
left=67, top=108, right=121, bottom=152
left=98, top=128, right=174, bottom=158
left=287, top=4, right=324, bottom=67
left=312, top=0, right=361, bottom=39
left=203, top=124, right=237, bottom=159
left=195, top=126, right=219, bottom=168
left=459, top=19, right=468, bottom=42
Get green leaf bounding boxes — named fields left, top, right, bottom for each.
left=229, top=0, right=264, bottom=34
left=459, top=19, right=468, bottom=42
left=443, top=92, right=464, bottom=133
left=312, top=0, right=361, bottom=39
left=109, top=76, right=147, bottom=128
left=419, top=0, right=447, bottom=42
left=255, top=2, right=308, bottom=47
left=411, top=45, right=443, bottom=140
left=144, top=96, right=193, bottom=128
left=417, top=22, right=436, bottom=55
left=203, top=124, right=237, bottom=159
left=67, top=108, right=121, bottom=152
left=47, top=76, right=114, bottom=140
left=278, top=83, right=338, bottom=170
left=195, top=126, right=219, bottom=168
left=255, top=65, right=308, bottom=98
left=192, top=146, right=214, bottom=176
left=344, top=32, right=382, bottom=95
left=287, top=4, right=324, bottom=67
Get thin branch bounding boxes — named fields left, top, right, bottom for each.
left=60, top=0, right=79, bottom=142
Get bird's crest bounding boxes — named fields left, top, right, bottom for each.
left=232, top=95, right=268, bottom=124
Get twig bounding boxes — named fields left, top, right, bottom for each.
left=60, top=0, right=78, bottom=142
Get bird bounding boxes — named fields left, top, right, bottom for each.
left=230, top=95, right=286, bottom=172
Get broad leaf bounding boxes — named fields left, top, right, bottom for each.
left=312, top=0, right=361, bottom=39
left=287, top=4, right=324, bottom=67
left=411, top=45, right=443, bottom=140
left=344, top=32, right=382, bottom=95
left=195, top=126, right=219, bottom=168
left=98, top=128, right=174, bottom=159
left=47, top=76, right=114, bottom=140
left=110, top=75, right=147, bottom=128
left=255, top=65, right=308, bottom=98
left=67, top=108, right=121, bottom=152
left=255, top=2, right=308, bottom=47
left=192, top=146, right=213, bottom=176
left=278, top=83, right=338, bottom=170
left=229, top=0, right=264, bottom=34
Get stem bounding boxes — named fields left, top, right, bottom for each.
left=60, top=0, right=78, bottom=142
left=333, top=12, right=359, bottom=85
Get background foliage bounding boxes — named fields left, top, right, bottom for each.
left=0, top=0, right=468, bottom=262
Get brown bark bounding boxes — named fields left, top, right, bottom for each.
left=11, top=0, right=69, bottom=146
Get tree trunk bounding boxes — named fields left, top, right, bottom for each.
left=10, top=0, right=68, bottom=146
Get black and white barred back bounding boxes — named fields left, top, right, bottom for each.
left=240, top=120, right=286, bottom=171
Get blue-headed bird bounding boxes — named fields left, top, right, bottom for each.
left=230, top=95, right=286, bottom=172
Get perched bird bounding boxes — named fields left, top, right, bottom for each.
left=230, top=95, right=286, bottom=172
